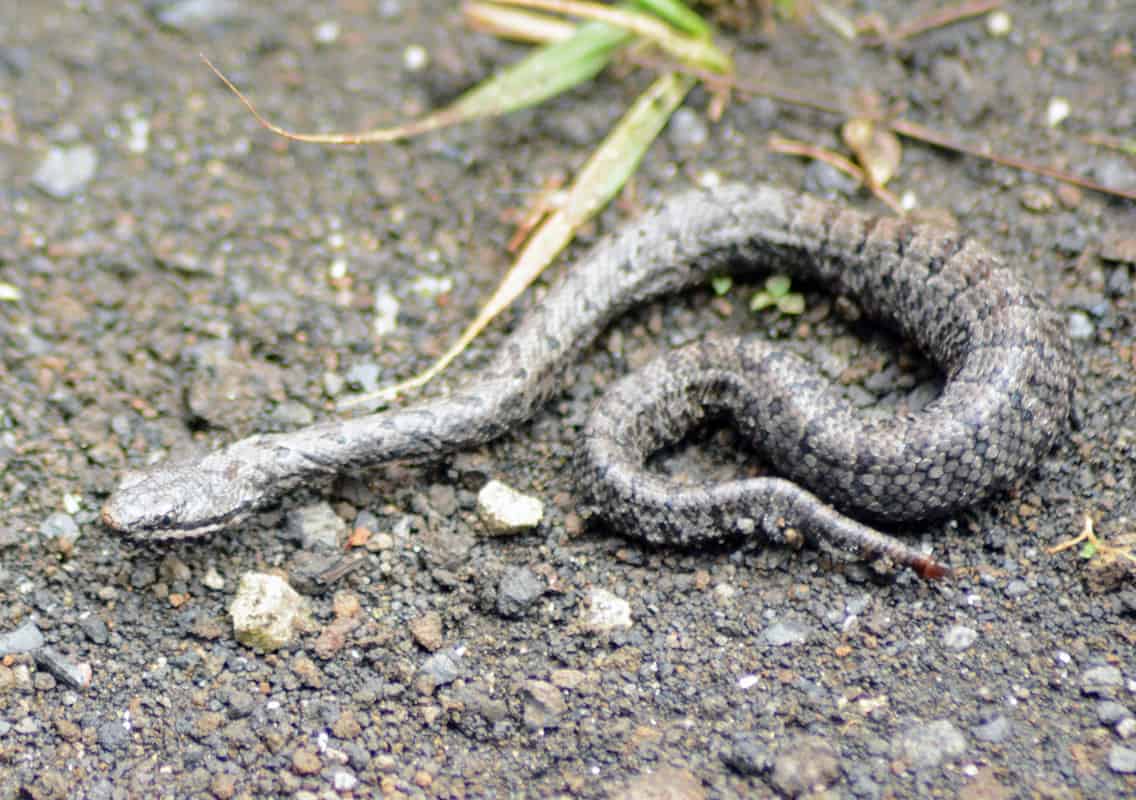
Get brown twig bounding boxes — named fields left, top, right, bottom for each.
left=863, top=0, right=1004, bottom=46
left=1046, top=515, right=1136, bottom=566
left=889, top=118, right=1136, bottom=201
left=201, top=54, right=461, bottom=144
left=767, top=135, right=903, bottom=214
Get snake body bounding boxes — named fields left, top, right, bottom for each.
left=101, top=184, right=1076, bottom=577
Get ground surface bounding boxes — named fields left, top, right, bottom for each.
left=1, top=1, right=1135, bottom=798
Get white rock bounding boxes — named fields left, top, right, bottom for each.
left=33, top=145, right=98, bottom=198
left=201, top=567, right=225, bottom=591
left=478, top=479, right=544, bottom=535
left=372, top=285, right=400, bottom=337
left=229, top=573, right=310, bottom=652
left=986, top=10, right=1012, bottom=37
left=580, top=588, right=632, bottom=633
left=1046, top=96, right=1071, bottom=128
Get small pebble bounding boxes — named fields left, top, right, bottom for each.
left=522, top=680, right=567, bottom=730
left=1101, top=232, right=1136, bottom=265
left=409, top=611, right=444, bottom=652
left=201, top=567, right=225, bottom=591
left=668, top=107, right=709, bottom=150
left=312, top=19, right=339, bottom=44
left=290, top=655, right=323, bottom=689
left=478, top=480, right=544, bottom=535
left=771, top=735, right=841, bottom=797
left=1067, top=311, right=1095, bottom=340
left=550, top=668, right=586, bottom=690
left=78, top=614, right=108, bottom=645
left=944, top=624, right=978, bottom=651
left=225, top=689, right=256, bottom=719
left=580, top=588, right=632, bottom=633
left=496, top=566, right=545, bottom=618
left=1097, top=700, right=1131, bottom=726
left=332, top=770, right=358, bottom=792
left=986, top=10, right=1012, bottom=36
left=403, top=44, right=428, bottom=71
left=291, top=748, right=321, bottom=776
left=331, top=709, right=362, bottom=739
left=1056, top=183, right=1082, bottom=208
left=720, top=733, right=772, bottom=776
left=409, top=274, right=453, bottom=298
left=39, top=512, right=81, bottom=546
left=972, top=715, right=1011, bottom=744
left=15, top=717, right=39, bottom=734
left=210, top=773, right=237, bottom=800
left=1081, top=665, right=1124, bottom=696
left=1020, top=186, right=1055, bottom=212
left=1005, top=579, right=1030, bottom=598
left=803, top=160, right=860, bottom=198
left=323, top=371, right=346, bottom=397
left=34, top=648, right=92, bottom=690
left=1109, top=745, right=1136, bottom=774
left=1106, top=267, right=1131, bottom=298
left=417, top=649, right=463, bottom=694
left=372, top=286, right=400, bottom=337
left=286, top=503, right=345, bottom=551
left=33, top=145, right=98, bottom=198
left=1093, top=156, right=1136, bottom=189
left=1045, top=97, right=1071, bottom=127
left=427, top=483, right=458, bottom=516
left=0, top=621, right=45, bottom=656
left=763, top=620, right=810, bottom=647
left=893, top=719, right=967, bottom=771
left=96, top=720, right=129, bottom=752
left=229, top=573, right=311, bottom=652
left=1118, top=718, right=1136, bottom=739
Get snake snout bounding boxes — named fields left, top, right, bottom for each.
left=101, top=477, right=183, bottom=539
left=101, top=463, right=231, bottom=540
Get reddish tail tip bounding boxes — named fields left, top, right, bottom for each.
left=913, top=557, right=951, bottom=580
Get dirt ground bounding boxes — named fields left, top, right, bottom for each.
left=1, top=1, right=1134, bottom=798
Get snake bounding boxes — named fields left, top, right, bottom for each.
left=101, top=183, right=1076, bottom=578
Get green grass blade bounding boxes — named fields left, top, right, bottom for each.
left=560, top=70, right=695, bottom=220
left=630, top=0, right=711, bottom=38
left=453, top=20, right=632, bottom=119
left=489, top=0, right=731, bottom=74
left=208, top=18, right=630, bottom=145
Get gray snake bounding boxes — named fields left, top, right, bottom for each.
left=101, top=183, right=1076, bottom=578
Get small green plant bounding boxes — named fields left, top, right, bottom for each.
left=749, top=275, right=805, bottom=315
left=710, top=275, right=733, bottom=296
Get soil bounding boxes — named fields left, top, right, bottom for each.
left=1, top=1, right=1135, bottom=798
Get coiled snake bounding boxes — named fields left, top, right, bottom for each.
left=102, top=184, right=1076, bottom=578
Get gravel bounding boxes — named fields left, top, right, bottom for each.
left=1, top=1, right=1132, bottom=797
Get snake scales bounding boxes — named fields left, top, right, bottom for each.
left=102, top=183, right=1076, bottom=578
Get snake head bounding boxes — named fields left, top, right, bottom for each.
left=101, top=451, right=257, bottom=540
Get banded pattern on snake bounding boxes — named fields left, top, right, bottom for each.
left=102, top=183, right=1076, bottom=578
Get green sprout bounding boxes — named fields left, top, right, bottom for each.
left=750, top=275, right=805, bottom=315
